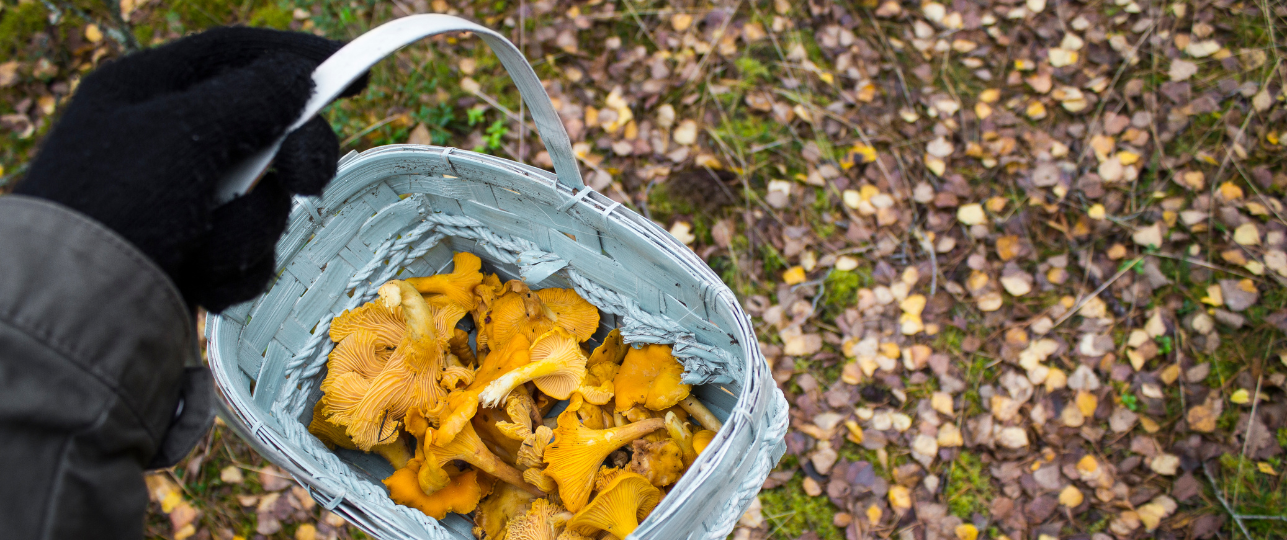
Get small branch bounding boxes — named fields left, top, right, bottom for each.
left=1050, top=256, right=1143, bottom=329
left=1203, top=460, right=1254, bottom=540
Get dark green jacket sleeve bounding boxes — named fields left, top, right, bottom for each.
left=0, top=195, right=215, bottom=539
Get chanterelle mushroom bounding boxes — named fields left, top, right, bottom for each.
left=693, top=429, right=717, bottom=455
left=565, top=469, right=660, bottom=539
left=384, top=462, right=491, bottom=520
left=485, top=282, right=600, bottom=348
left=327, top=329, right=389, bottom=380
left=406, top=252, right=485, bottom=310
left=473, top=482, right=538, bottom=540
left=478, top=328, right=588, bottom=407
left=504, top=498, right=567, bottom=540
left=308, top=399, right=412, bottom=469
left=416, top=411, right=544, bottom=496
left=543, top=402, right=665, bottom=512
left=435, top=333, right=532, bottom=446
left=576, top=329, right=625, bottom=405
left=613, top=343, right=691, bottom=412
left=329, top=301, right=404, bottom=348
left=327, top=280, right=457, bottom=449
left=627, top=437, right=685, bottom=487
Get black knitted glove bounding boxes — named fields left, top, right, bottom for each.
left=16, top=27, right=367, bottom=313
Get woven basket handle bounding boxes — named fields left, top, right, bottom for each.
left=214, top=14, right=585, bottom=204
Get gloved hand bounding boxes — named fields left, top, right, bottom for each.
left=15, top=27, right=367, bottom=313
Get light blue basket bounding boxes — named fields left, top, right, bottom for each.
left=205, top=14, right=787, bottom=540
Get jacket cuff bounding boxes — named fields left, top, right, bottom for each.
left=0, top=195, right=209, bottom=465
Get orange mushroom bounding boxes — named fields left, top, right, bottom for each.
left=495, top=392, right=539, bottom=441
left=478, top=328, right=588, bottom=407
left=627, top=438, right=685, bottom=487
left=434, top=334, right=532, bottom=446
left=575, top=329, right=625, bottom=405
left=473, top=482, right=539, bottom=540
left=543, top=404, right=665, bottom=512
left=613, top=343, right=691, bottom=412
left=565, top=469, right=660, bottom=539
left=517, top=425, right=553, bottom=470
left=485, top=282, right=600, bottom=348
left=308, top=399, right=412, bottom=469
left=328, top=280, right=453, bottom=449
left=384, top=462, right=491, bottom=519
left=448, top=328, right=477, bottom=367
left=504, top=498, right=567, bottom=540
left=329, top=301, right=404, bottom=347
left=693, top=429, right=716, bottom=455
left=420, top=420, right=543, bottom=496
left=665, top=411, right=698, bottom=467
left=405, top=252, right=485, bottom=310
left=326, top=329, right=389, bottom=379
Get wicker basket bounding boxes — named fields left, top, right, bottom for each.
left=205, top=14, right=787, bottom=540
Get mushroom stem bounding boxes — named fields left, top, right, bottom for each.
left=479, top=356, right=574, bottom=407
left=665, top=412, right=697, bottom=467
left=426, top=423, right=545, bottom=497
left=678, top=395, right=723, bottom=431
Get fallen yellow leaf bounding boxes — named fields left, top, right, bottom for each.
left=782, top=266, right=807, bottom=285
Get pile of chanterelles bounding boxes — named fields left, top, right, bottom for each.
left=308, top=252, right=724, bottom=539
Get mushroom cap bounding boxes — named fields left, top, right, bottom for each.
left=473, top=482, right=539, bottom=540
left=627, top=438, right=686, bottom=487
left=525, top=329, right=590, bottom=399
left=693, top=429, right=717, bottom=455
left=342, top=351, right=445, bottom=450
left=543, top=406, right=665, bottom=512
left=504, top=497, right=564, bottom=540
left=434, top=334, right=532, bottom=446
left=517, top=425, right=554, bottom=469
left=384, top=461, right=490, bottom=520
left=575, top=330, right=625, bottom=405
left=330, top=302, right=404, bottom=347
left=448, top=328, right=477, bottom=367
left=487, top=282, right=601, bottom=347
left=317, top=372, right=371, bottom=424
left=478, top=329, right=588, bottom=407
left=522, top=467, right=558, bottom=493
left=405, top=252, right=485, bottom=310
left=587, top=329, right=626, bottom=366
left=613, top=344, right=691, bottom=412
left=566, top=470, right=661, bottom=538
left=308, top=398, right=358, bottom=451
left=327, top=329, right=389, bottom=380
left=533, top=288, right=600, bottom=342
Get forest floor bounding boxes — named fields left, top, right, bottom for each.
left=2, top=0, right=1287, bottom=539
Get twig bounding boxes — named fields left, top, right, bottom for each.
left=1050, top=257, right=1143, bottom=329
left=1232, top=373, right=1265, bottom=509
left=1203, top=460, right=1255, bottom=540
left=912, top=228, right=938, bottom=296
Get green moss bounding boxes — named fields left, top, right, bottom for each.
left=822, top=268, right=869, bottom=309
left=1215, top=454, right=1287, bottom=537
left=168, top=0, right=238, bottom=29
left=758, top=474, right=844, bottom=540
left=248, top=3, right=293, bottom=29
left=734, top=56, right=769, bottom=87
left=945, top=451, right=993, bottom=519
left=760, top=244, right=788, bottom=276
left=0, top=2, right=47, bottom=58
